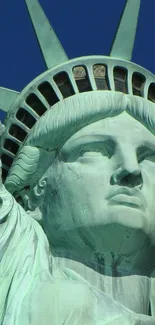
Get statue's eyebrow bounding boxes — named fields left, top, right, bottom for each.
left=60, top=134, right=115, bottom=160
left=62, top=134, right=112, bottom=149
left=137, top=144, right=155, bottom=156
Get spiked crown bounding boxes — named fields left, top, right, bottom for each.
left=1, top=0, right=155, bottom=183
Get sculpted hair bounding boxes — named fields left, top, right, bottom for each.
left=5, top=91, right=155, bottom=195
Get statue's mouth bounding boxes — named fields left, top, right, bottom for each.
left=108, top=194, right=144, bottom=210
left=106, top=187, right=146, bottom=211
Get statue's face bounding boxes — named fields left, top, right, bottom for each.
left=44, top=111, right=155, bottom=252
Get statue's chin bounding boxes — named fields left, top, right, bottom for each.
left=82, top=206, right=150, bottom=256
left=48, top=205, right=150, bottom=258
left=107, top=204, right=148, bottom=233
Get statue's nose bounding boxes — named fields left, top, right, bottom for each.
left=110, top=152, right=143, bottom=188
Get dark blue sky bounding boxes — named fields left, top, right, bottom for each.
left=0, top=0, right=154, bottom=121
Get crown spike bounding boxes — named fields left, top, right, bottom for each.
left=0, top=88, right=19, bottom=113
left=24, top=0, right=68, bottom=69
left=110, top=0, right=141, bottom=61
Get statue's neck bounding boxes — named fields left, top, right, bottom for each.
left=54, top=254, right=151, bottom=315
left=49, top=225, right=155, bottom=315
left=50, top=224, right=155, bottom=276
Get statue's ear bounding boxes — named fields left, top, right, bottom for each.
left=19, top=177, right=47, bottom=223
left=31, top=177, right=48, bottom=203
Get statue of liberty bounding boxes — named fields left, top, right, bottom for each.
left=0, top=0, right=155, bottom=323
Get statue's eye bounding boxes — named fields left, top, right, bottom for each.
left=79, top=150, right=103, bottom=158
left=137, top=147, right=155, bottom=163
left=60, top=140, right=115, bottom=162
left=142, top=154, right=155, bottom=163
left=78, top=144, right=113, bottom=160
left=74, top=140, right=116, bottom=162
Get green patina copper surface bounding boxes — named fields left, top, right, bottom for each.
left=0, top=88, right=19, bottom=113
left=0, top=0, right=155, bottom=324
left=24, top=0, right=68, bottom=69
left=110, top=0, right=141, bottom=60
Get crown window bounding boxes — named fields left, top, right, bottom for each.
left=2, top=168, right=8, bottom=181
left=93, top=64, right=110, bottom=90
left=54, top=72, right=74, bottom=98
left=132, top=72, right=145, bottom=97
left=1, top=154, right=13, bottom=168
left=16, top=108, right=36, bottom=129
left=148, top=83, right=155, bottom=103
left=9, top=124, right=27, bottom=142
left=73, top=66, right=92, bottom=92
left=4, top=139, right=19, bottom=155
left=114, top=67, right=128, bottom=93
left=26, top=94, right=47, bottom=116
left=38, top=81, right=59, bottom=106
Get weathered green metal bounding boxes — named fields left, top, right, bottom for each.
left=1, top=54, right=154, bottom=174
left=24, top=0, right=68, bottom=69
left=2, top=92, right=155, bottom=324
left=110, top=0, right=141, bottom=60
left=0, top=88, right=19, bottom=113
left=0, top=1, right=155, bottom=324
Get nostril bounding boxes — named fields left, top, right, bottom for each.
left=110, top=175, right=118, bottom=185
left=110, top=168, right=143, bottom=188
left=120, top=172, right=143, bottom=188
left=120, top=174, right=131, bottom=186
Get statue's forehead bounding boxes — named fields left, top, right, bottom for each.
left=71, top=112, right=146, bottom=135
left=62, top=112, right=155, bottom=150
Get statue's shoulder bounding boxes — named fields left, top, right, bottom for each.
left=0, top=185, right=14, bottom=223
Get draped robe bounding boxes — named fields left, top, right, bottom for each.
left=0, top=186, right=154, bottom=325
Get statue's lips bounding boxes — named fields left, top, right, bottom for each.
left=107, top=188, right=146, bottom=210
left=108, top=194, right=143, bottom=209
